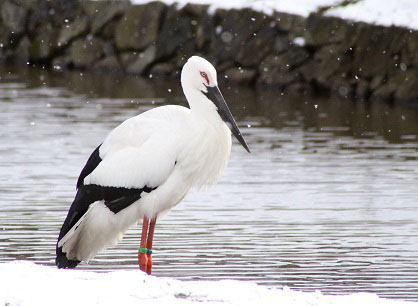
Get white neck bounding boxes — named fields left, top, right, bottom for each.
left=182, top=83, right=220, bottom=122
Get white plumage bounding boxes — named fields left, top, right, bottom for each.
left=56, top=56, right=249, bottom=270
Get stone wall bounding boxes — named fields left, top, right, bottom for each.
left=0, top=0, right=417, bottom=104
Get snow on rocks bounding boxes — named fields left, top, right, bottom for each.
left=129, top=0, right=418, bottom=29
left=129, top=0, right=340, bottom=17
left=325, top=0, right=418, bottom=30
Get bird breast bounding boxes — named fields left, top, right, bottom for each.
left=176, top=117, right=232, bottom=188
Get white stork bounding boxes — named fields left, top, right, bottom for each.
left=56, top=56, right=250, bottom=274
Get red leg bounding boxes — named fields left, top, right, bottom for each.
left=138, top=217, right=149, bottom=272
left=145, top=216, right=157, bottom=275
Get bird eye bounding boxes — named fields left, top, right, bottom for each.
left=200, top=72, right=207, bottom=77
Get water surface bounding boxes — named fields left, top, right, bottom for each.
left=0, top=67, right=417, bottom=301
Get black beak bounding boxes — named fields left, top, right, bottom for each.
left=202, top=86, right=250, bottom=153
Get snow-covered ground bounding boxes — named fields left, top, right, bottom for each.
left=0, top=261, right=416, bottom=306
left=130, top=0, right=418, bottom=30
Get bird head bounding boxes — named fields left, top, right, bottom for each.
left=181, top=56, right=250, bottom=153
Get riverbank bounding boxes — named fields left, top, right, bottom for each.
left=0, top=0, right=416, bottom=104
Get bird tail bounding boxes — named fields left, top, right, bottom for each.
left=56, top=248, right=80, bottom=269
left=56, top=211, right=86, bottom=269
left=56, top=201, right=137, bottom=268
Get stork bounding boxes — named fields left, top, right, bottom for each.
left=56, top=56, right=250, bottom=274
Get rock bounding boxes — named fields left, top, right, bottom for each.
left=102, top=41, right=116, bottom=57
left=50, top=0, right=84, bottom=26
left=405, top=30, right=418, bottom=66
left=259, top=47, right=309, bottom=85
left=170, top=40, right=198, bottom=69
left=350, top=25, right=414, bottom=78
left=299, top=44, right=354, bottom=87
left=370, top=80, right=396, bottom=102
left=273, top=11, right=306, bottom=35
left=312, top=45, right=344, bottom=83
left=370, top=75, right=385, bottom=90
left=216, top=61, right=234, bottom=73
left=394, top=71, right=418, bottom=102
left=115, top=2, right=166, bottom=51
left=125, top=45, right=156, bottom=75
left=355, top=79, right=370, bottom=99
left=273, top=12, right=296, bottom=32
left=175, top=4, right=213, bottom=53
left=352, top=25, right=394, bottom=77
left=27, top=1, right=49, bottom=34
left=182, top=3, right=209, bottom=16
left=0, top=19, right=9, bottom=49
left=237, top=26, right=277, bottom=67
left=29, top=24, right=57, bottom=61
left=93, top=55, right=122, bottom=72
left=57, top=17, right=89, bottom=47
left=305, top=14, right=352, bottom=46
left=15, top=36, right=31, bottom=62
left=224, top=67, right=257, bottom=84
left=373, top=71, right=418, bottom=103
left=100, top=20, right=119, bottom=39
left=149, top=62, right=175, bottom=76
left=1, top=0, right=27, bottom=35
left=156, top=7, right=195, bottom=60
left=290, top=15, right=307, bottom=37
left=283, top=82, right=314, bottom=96
left=26, top=0, right=83, bottom=36
left=28, top=0, right=84, bottom=30
left=329, top=75, right=354, bottom=98
left=279, top=47, right=310, bottom=68
left=0, top=48, right=15, bottom=62
left=8, top=0, right=38, bottom=10
left=52, top=54, right=72, bottom=70
left=120, top=51, right=138, bottom=67
left=259, top=52, right=307, bottom=85
left=211, top=8, right=270, bottom=63
left=69, top=37, right=105, bottom=68
left=373, top=71, right=418, bottom=102
left=195, top=12, right=214, bottom=51
left=273, top=34, right=291, bottom=54
left=82, top=1, right=109, bottom=17
left=299, top=59, right=320, bottom=82
left=91, top=1, right=130, bottom=34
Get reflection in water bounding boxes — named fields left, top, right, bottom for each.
left=0, top=66, right=418, bottom=301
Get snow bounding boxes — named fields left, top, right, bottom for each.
left=130, top=0, right=339, bottom=16
left=0, top=261, right=416, bottom=306
left=325, top=0, right=418, bottom=30
left=130, top=0, right=418, bottom=29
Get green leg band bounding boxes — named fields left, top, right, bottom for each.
left=138, top=247, right=148, bottom=254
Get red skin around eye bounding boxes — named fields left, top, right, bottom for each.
left=200, top=72, right=209, bottom=85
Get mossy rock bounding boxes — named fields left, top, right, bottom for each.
left=237, top=26, right=277, bottom=67
left=115, top=2, right=166, bottom=51
left=69, top=37, right=105, bottom=68
left=57, top=17, right=89, bottom=47
left=1, top=0, right=27, bottom=35
left=91, top=1, right=130, bottom=34
left=156, top=6, right=195, bottom=60
left=211, top=8, right=271, bottom=63
left=29, top=24, right=57, bottom=61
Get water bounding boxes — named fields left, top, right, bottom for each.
left=1, top=67, right=417, bottom=301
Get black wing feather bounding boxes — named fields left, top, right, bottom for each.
left=76, top=144, right=102, bottom=189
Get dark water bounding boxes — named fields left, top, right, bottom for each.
left=0, top=66, right=417, bottom=301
